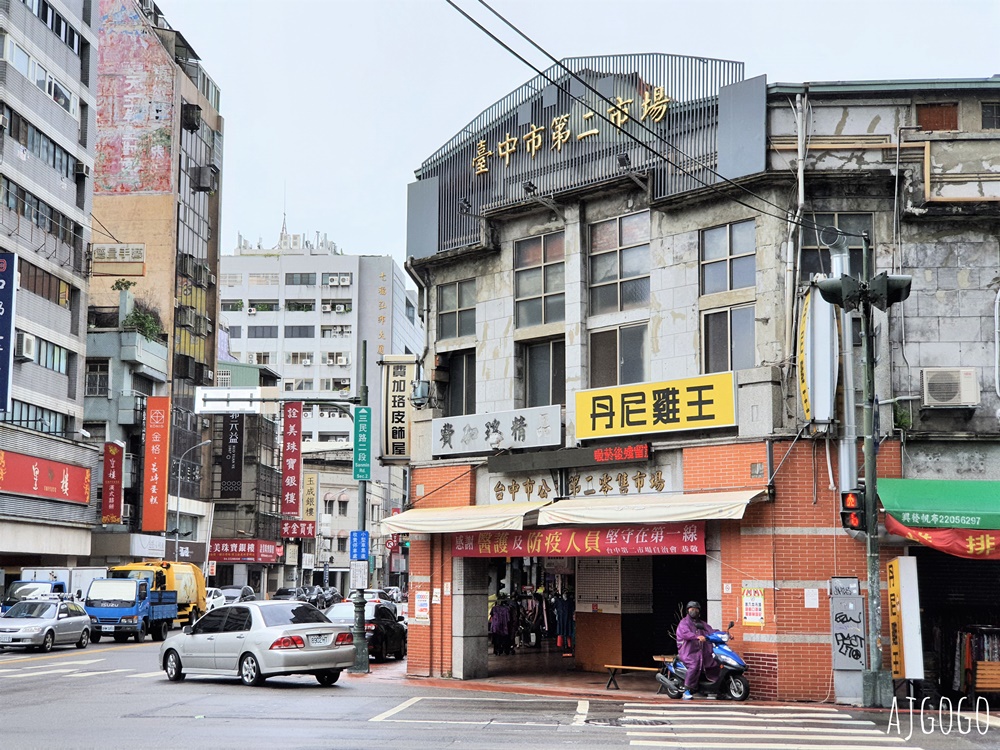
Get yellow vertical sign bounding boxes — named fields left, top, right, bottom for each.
left=302, top=472, right=318, bottom=523
left=886, top=558, right=904, bottom=678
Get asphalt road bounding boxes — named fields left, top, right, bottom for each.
left=2, top=639, right=999, bottom=750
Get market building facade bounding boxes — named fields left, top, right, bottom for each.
left=391, top=53, right=1000, bottom=703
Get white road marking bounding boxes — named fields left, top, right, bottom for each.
left=627, top=714, right=873, bottom=725
left=370, top=696, right=423, bottom=722
left=6, top=668, right=77, bottom=678
left=66, top=669, right=132, bottom=677
left=626, top=724, right=892, bottom=735
left=129, top=670, right=166, bottom=678
left=629, top=742, right=921, bottom=750
left=624, top=703, right=840, bottom=712
left=625, top=709, right=862, bottom=720
left=573, top=700, right=590, bottom=726
left=627, top=731, right=903, bottom=743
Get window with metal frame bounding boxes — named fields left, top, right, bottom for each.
left=515, top=231, right=565, bottom=327
left=590, top=324, right=647, bottom=388
left=703, top=304, right=755, bottom=374
left=700, top=219, right=756, bottom=294
left=446, top=350, right=476, bottom=416
left=524, top=339, right=565, bottom=407
left=983, top=103, right=1000, bottom=130
left=85, top=359, right=109, bottom=396
left=589, top=210, right=650, bottom=315
left=437, top=279, right=476, bottom=339
left=799, top=213, right=872, bottom=282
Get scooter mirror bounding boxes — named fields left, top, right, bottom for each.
left=727, top=621, right=734, bottom=629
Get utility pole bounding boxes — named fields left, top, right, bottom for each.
left=349, top=340, right=370, bottom=673
left=817, top=230, right=911, bottom=708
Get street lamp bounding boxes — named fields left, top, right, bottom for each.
left=173, top=439, right=211, bottom=561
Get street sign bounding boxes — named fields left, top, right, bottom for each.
left=353, top=406, right=372, bottom=480
left=385, top=537, right=397, bottom=552
left=350, top=559, right=369, bottom=590
left=350, top=530, right=370, bottom=561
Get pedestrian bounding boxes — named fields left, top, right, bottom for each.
left=675, top=601, right=720, bottom=699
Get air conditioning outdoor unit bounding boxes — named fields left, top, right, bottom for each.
left=209, top=273, right=217, bottom=286
left=205, top=369, right=214, bottom=382
left=0, top=114, right=9, bottom=132
left=321, top=304, right=333, bottom=313
left=326, top=357, right=337, bottom=366
left=920, top=367, right=980, bottom=408
left=15, top=332, right=36, bottom=361
left=75, top=162, right=91, bottom=178
left=318, top=411, right=329, bottom=418
left=334, top=304, right=346, bottom=313
left=327, top=278, right=339, bottom=287
left=339, top=274, right=351, bottom=285
left=302, top=359, right=312, bottom=367
left=336, top=353, right=350, bottom=365
left=121, top=504, right=133, bottom=520
left=247, top=307, right=257, bottom=315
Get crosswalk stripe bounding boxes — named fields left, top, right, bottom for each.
left=626, top=715, right=873, bottom=725
left=625, top=703, right=840, bottom=712
left=626, top=731, right=903, bottom=743
left=5, top=668, right=76, bottom=678
left=66, top=669, right=131, bottom=677
left=629, top=741, right=922, bottom=749
left=626, top=709, right=860, bottom=719
left=129, top=670, right=165, bottom=678
left=625, top=724, right=892, bottom=735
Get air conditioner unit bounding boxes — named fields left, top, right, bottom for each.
left=339, top=274, right=351, bottom=285
left=209, top=273, right=217, bottom=286
left=321, top=304, right=333, bottom=313
left=121, top=504, right=133, bottom=520
left=302, top=359, right=312, bottom=367
left=317, top=411, right=329, bottom=418
left=336, top=353, right=350, bottom=366
left=15, top=332, right=36, bottom=361
left=0, top=114, right=9, bottom=131
left=326, top=357, right=337, bottom=366
left=334, top=304, right=346, bottom=313
left=327, top=278, right=339, bottom=287
left=920, top=367, right=980, bottom=408
left=75, top=162, right=91, bottom=178
left=247, top=307, right=257, bottom=315
left=201, top=418, right=211, bottom=429
left=206, top=369, right=214, bottom=382
left=247, top=352, right=257, bottom=365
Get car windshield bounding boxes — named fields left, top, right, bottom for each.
left=221, top=588, right=241, bottom=597
left=327, top=602, right=375, bottom=621
left=259, top=603, right=330, bottom=627
left=273, top=588, right=296, bottom=596
left=4, top=601, right=56, bottom=619
left=3, top=581, right=53, bottom=605
left=87, top=579, right=136, bottom=601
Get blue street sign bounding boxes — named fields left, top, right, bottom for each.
left=350, top=530, right=370, bottom=561
left=353, top=406, right=371, bottom=481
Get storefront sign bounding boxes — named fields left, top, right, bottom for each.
left=433, top=405, right=561, bottom=456
left=381, top=354, right=416, bottom=463
left=209, top=539, right=278, bottom=563
left=798, top=285, right=838, bottom=429
left=488, top=442, right=652, bottom=473
left=353, top=406, right=371, bottom=480
left=450, top=522, right=703, bottom=557
left=220, top=413, right=244, bottom=499
left=281, top=520, right=316, bottom=538
left=90, top=243, right=145, bottom=276
left=489, top=465, right=671, bottom=504
left=302, top=473, right=318, bottom=522
left=885, top=515, right=1000, bottom=559
left=741, top=588, right=765, bottom=627
left=141, top=396, right=171, bottom=532
left=101, top=441, right=125, bottom=523
left=575, top=372, right=736, bottom=440
left=281, top=401, right=302, bottom=515
left=0, top=253, right=17, bottom=412
left=887, top=556, right=924, bottom=680
left=0, top=449, right=91, bottom=505
left=166, top=539, right=206, bottom=564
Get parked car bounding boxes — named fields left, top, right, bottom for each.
left=363, top=589, right=397, bottom=615
left=384, top=586, right=403, bottom=603
left=302, top=585, right=328, bottom=609
left=322, top=587, right=343, bottom=605
left=220, top=586, right=256, bottom=604
left=324, top=601, right=406, bottom=662
left=271, top=587, right=307, bottom=602
left=205, top=588, right=227, bottom=611
left=0, top=598, right=91, bottom=651
left=159, top=601, right=355, bottom=686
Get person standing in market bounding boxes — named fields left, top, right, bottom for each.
left=675, top=600, right=720, bottom=699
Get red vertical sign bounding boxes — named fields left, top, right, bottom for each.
left=281, top=401, right=302, bottom=516
left=142, top=396, right=171, bottom=532
left=102, top=442, right=124, bottom=524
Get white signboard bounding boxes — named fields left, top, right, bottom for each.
left=349, top=560, right=369, bottom=590
left=432, top=405, right=561, bottom=456
left=414, top=590, right=430, bottom=623
left=195, top=386, right=262, bottom=414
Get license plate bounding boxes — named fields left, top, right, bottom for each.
left=308, top=634, right=328, bottom=646
left=101, top=626, right=114, bottom=632
left=0, top=635, right=11, bottom=643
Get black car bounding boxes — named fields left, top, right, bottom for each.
left=322, top=587, right=343, bottom=605
left=325, top=601, right=406, bottom=662
left=220, top=585, right=256, bottom=604
left=302, top=585, right=328, bottom=609
left=271, top=587, right=307, bottom=602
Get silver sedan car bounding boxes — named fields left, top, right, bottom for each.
left=0, top=599, right=91, bottom=651
left=159, top=600, right=355, bottom=686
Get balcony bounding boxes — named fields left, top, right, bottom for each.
left=120, top=331, right=169, bottom=376
left=117, top=392, right=146, bottom=426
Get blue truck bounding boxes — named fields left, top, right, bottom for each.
left=84, top=578, right=178, bottom=643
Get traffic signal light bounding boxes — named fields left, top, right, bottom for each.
left=840, top=489, right=866, bottom=532
left=867, top=272, right=912, bottom=312
left=816, top=274, right=863, bottom=311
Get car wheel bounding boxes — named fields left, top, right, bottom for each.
left=40, top=631, right=55, bottom=653
left=240, top=653, right=266, bottom=686
left=76, top=628, right=90, bottom=649
left=134, top=623, right=146, bottom=643
left=316, top=670, right=340, bottom=686
left=164, top=649, right=185, bottom=682
left=371, top=642, right=386, bottom=663
left=91, top=631, right=102, bottom=643
left=152, top=620, right=169, bottom=642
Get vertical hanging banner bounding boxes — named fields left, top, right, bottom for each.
left=380, top=354, right=416, bottom=463
left=302, top=472, right=318, bottom=522
left=220, top=413, right=244, bottom=499
left=281, top=401, right=302, bottom=515
left=101, top=441, right=125, bottom=524
left=353, top=406, right=371, bottom=481
left=142, top=396, right=172, bottom=532
left=0, top=253, right=18, bottom=413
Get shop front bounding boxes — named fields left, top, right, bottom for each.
left=208, top=538, right=279, bottom=593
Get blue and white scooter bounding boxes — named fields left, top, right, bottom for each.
left=656, top=621, right=750, bottom=701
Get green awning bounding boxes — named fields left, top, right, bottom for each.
left=879, top=478, right=1000, bottom=530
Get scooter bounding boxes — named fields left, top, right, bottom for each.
left=656, top=620, right=750, bottom=701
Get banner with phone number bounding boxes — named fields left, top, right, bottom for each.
left=451, top=522, right=703, bottom=557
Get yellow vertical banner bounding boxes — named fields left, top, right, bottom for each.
left=302, top=472, right=318, bottom=522
left=887, top=558, right=904, bottom=678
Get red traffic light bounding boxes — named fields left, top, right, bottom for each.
left=840, top=489, right=866, bottom=532
left=842, top=491, right=861, bottom=510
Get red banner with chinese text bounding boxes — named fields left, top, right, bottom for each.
left=142, top=396, right=171, bottom=532
left=885, top=514, right=1000, bottom=559
left=451, top=522, right=704, bottom=557
left=281, top=401, right=302, bottom=515
left=280, top=520, right=315, bottom=538
left=102, top=442, right=124, bottom=523
left=208, top=539, right=279, bottom=563
left=0, top=449, right=90, bottom=504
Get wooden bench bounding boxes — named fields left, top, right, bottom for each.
left=973, top=661, right=1000, bottom=698
left=604, top=664, right=661, bottom=690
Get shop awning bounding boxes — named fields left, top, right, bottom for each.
left=536, top=489, right=768, bottom=526
left=379, top=500, right=552, bottom=535
left=879, top=478, right=1000, bottom=530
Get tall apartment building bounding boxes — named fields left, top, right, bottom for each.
left=0, top=0, right=99, bottom=577
left=220, top=225, right=423, bottom=587
left=393, top=54, right=1000, bottom=703
left=88, top=0, right=222, bottom=568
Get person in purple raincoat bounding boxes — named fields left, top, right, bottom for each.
left=675, top=601, right=720, bottom=699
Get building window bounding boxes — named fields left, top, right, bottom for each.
left=217, top=369, right=232, bottom=387
left=917, top=103, right=958, bottom=131
left=982, top=103, right=1000, bottom=130
left=18, top=261, right=70, bottom=307
left=248, top=273, right=278, bottom=286
left=437, top=279, right=475, bottom=340
left=247, top=326, right=278, bottom=338
left=286, top=300, right=315, bottom=312
left=589, top=210, right=649, bottom=315
left=0, top=399, right=66, bottom=434
left=336, top=537, right=348, bottom=553
left=515, top=231, right=565, bottom=328
left=701, top=219, right=756, bottom=294
left=703, top=305, right=755, bottom=373
left=36, top=338, right=69, bottom=374
left=285, top=273, right=316, bottom=286
left=85, top=359, right=109, bottom=396
left=284, top=326, right=315, bottom=338
left=284, top=379, right=314, bottom=391
left=229, top=326, right=241, bottom=338
left=248, top=300, right=279, bottom=312
left=220, top=300, right=243, bottom=312
left=82, top=421, right=107, bottom=443
left=446, top=350, right=476, bottom=416
left=220, top=273, right=243, bottom=287
left=406, top=299, right=416, bottom=324
left=524, top=339, right=565, bottom=407
left=284, top=352, right=313, bottom=364
left=799, top=213, right=872, bottom=281
left=590, top=324, right=647, bottom=388
left=338, top=500, right=349, bottom=516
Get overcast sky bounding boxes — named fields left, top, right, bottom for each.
left=155, top=0, right=998, bottom=267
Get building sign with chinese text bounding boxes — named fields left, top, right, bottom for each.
left=90, top=243, right=146, bottom=276
left=353, top=406, right=371, bottom=481
left=302, top=473, right=318, bottom=522
left=281, top=402, right=302, bottom=515
left=209, top=539, right=278, bottom=563
left=142, top=396, right=171, bottom=532
left=575, top=373, right=736, bottom=440
left=742, top=588, right=765, bottom=627
left=488, top=463, right=672, bottom=503
left=101, top=442, right=125, bottom=523
left=281, top=520, right=316, bottom=539
left=381, top=355, right=416, bottom=463
left=0, top=449, right=91, bottom=505
left=451, top=522, right=703, bottom=557
left=0, top=253, right=17, bottom=412
left=433, top=405, right=561, bottom=457
left=220, top=413, right=244, bottom=499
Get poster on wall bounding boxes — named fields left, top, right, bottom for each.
left=741, top=587, right=765, bottom=626
left=413, top=590, right=430, bottom=623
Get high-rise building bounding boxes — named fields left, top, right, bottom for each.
left=0, top=0, right=99, bottom=572
left=88, top=0, right=222, bottom=566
